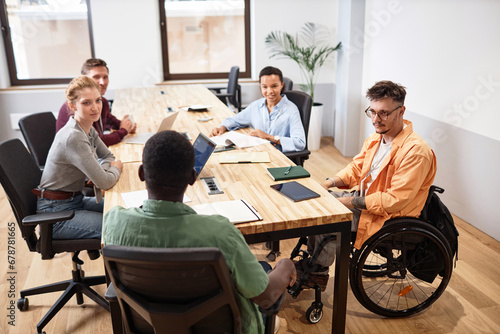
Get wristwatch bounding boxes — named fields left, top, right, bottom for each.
left=326, top=177, right=336, bottom=187
left=274, top=135, right=280, bottom=143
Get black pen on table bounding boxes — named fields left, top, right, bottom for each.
left=284, top=165, right=292, bottom=175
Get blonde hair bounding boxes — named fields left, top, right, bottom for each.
left=66, top=75, right=100, bottom=104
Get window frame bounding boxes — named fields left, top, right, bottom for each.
left=0, top=0, right=95, bottom=86
left=159, top=0, right=251, bottom=81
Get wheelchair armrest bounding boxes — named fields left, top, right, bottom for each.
left=22, top=211, right=75, bottom=226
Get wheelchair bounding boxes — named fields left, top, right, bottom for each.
left=287, top=186, right=455, bottom=323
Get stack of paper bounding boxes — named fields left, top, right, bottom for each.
left=210, top=131, right=269, bottom=148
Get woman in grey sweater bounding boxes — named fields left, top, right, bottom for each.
left=35, top=76, right=123, bottom=239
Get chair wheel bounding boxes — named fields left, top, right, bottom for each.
left=266, top=251, right=277, bottom=262
left=306, top=304, right=323, bottom=324
left=17, top=297, right=29, bottom=311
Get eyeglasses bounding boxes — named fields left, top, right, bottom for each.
left=364, top=105, right=402, bottom=120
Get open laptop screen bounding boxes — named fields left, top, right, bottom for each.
left=193, top=133, right=216, bottom=177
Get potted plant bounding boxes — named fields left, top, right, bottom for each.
left=265, top=22, right=341, bottom=150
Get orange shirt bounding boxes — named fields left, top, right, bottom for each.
left=336, top=120, right=437, bottom=249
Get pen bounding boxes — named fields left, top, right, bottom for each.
left=284, top=165, right=292, bottom=175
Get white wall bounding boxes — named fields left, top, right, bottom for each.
left=253, top=0, right=338, bottom=85
left=361, top=0, right=500, bottom=241
left=0, top=0, right=339, bottom=141
left=361, top=0, right=500, bottom=141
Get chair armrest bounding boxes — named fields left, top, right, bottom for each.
left=22, top=211, right=75, bottom=226
left=105, top=282, right=118, bottom=302
left=22, top=211, right=74, bottom=259
left=209, top=87, right=225, bottom=93
left=214, top=92, right=232, bottom=98
left=284, top=149, right=311, bottom=159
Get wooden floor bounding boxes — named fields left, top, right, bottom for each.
left=1, top=137, right=500, bottom=334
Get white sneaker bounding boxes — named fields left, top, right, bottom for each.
left=274, top=316, right=280, bottom=334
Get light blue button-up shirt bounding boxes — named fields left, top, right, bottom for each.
left=220, top=95, right=306, bottom=152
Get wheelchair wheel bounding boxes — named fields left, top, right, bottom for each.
left=350, top=219, right=453, bottom=317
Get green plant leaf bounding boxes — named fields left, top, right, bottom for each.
left=264, top=22, right=341, bottom=102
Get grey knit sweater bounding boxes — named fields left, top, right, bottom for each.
left=40, top=117, right=121, bottom=192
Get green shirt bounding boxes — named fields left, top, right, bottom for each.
left=103, top=200, right=269, bottom=333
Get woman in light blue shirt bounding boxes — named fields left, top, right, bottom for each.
left=211, top=66, right=306, bottom=152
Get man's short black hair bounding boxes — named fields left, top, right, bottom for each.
left=142, top=131, right=194, bottom=191
left=366, top=80, right=406, bottom=105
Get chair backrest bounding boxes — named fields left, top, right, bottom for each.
left=0, top=139, right=42, bottom=251
left=18, top=111, right=56, bottom=168
left=226, top=66, right=240, bottom=107
left=283, top=77, right=293, bottom=91
left=284, top=90, right=312, bottom=149
left=103, top=245, right=242, bottom=334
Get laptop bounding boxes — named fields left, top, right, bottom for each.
left=124, top=111, right=179, bottom=144
left=193, top=133, right=216, bottom=178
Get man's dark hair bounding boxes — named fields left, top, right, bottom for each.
left=81, top=58, right=109, bottom=75
left=366, top=80, right=406, bottom=104
left=142, top=131, right=194, bottom=191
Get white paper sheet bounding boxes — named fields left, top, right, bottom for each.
left=121, top=190, right=192, bottom=208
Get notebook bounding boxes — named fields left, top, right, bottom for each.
left=267, top=166, right=310, bottom=181
left=193, top=133, right=216, bottom=178
left=270, top=181, right=320, bottom=202
left=192, top=199, right=262, bottom=224
left=124, top=111, right=179, bottom=144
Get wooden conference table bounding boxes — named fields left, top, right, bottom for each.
left=104, top=84, right=352, bottom=333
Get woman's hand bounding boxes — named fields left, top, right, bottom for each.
left=248, top=129, right=272, bottom=141
left=111, top=160, right=123, bottom=172
left=210, top=126, right=227, bottom=137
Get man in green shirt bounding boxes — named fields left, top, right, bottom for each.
left=103, top=131, right=296, bottom=333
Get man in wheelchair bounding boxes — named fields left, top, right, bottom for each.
left=299, top=80, right=437, bottom=290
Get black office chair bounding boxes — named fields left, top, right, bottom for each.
left=264, top=91, right=312, bottom=261
left=103, top=246, right=282, bottom=334
left=0, top=139, right=109, bottom=334
left=284, top=90, right=312, bottom=167
left=18, top=111, right=56, bottom=170
left=283, top=77, right=293, bottom=91
left=211, top=66, right=242, bottom=112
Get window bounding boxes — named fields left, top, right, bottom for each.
left=159, top=0, right=250, bottom=80
left=0, top=0, right=94, bottom=85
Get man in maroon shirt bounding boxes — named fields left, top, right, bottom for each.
left=56, top=58, right=136, bottom=146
